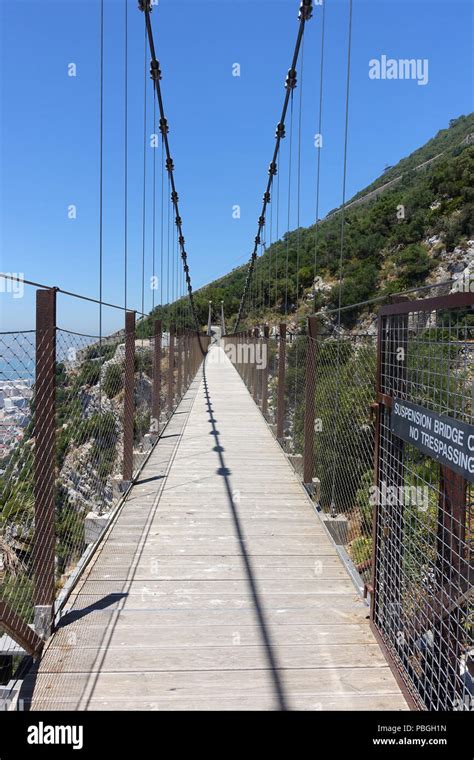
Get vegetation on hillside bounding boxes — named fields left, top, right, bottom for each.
left=137, top=113, right=474, bottom=334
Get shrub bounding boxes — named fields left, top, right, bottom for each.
left=135, top=349, right=153, bottom=377
left=350, top=537, right=372, bottom=565
left=134, top=410, right=150, bottom=443
left=75, top=412, right=117, bottom=448
left=103, top=363, right=124, bottom=399
left=390, top=243, right=433, bottom=289
left=84, top=343, right=116, bottom=361
left=76, top=360, right=101, bottom=388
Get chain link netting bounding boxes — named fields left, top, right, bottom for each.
left=0, top=319, right=207, bottom=667
left=223, top=282, right=473, bottom=712
left=374, top=303, right=473, bottom=710
left=0, top=332, right=36, bottom=669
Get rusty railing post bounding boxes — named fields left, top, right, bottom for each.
left=276, top=322, right=286, bottom=440
left=303, top=316, right=317, bottom=486
left=261, top=324, right=269, bottom=417
left=151, top=318, right=162, bottom=438
left=252, top=328, right=259, bottom=403
left=33, top=287, right=57, bottom=638
left=183, top=331, right=188, bottom=391
left=123, top=310, right=135, bottom=483
left=245, top=330, right=252, bottom=393
left=168, top=324, right=175, bottom=412
left=176, top=328, right=182, bottom=401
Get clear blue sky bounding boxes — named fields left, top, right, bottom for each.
left=1, top=0, right=472, bottom=333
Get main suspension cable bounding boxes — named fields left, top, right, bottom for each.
left=233, top=0, right=313, bottom=332
left=140, top=1, right=201, bottom=332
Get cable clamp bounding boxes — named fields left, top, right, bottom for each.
left=175, top=215, right=182, bottom=227
left=263, top=191, right=271, bottom=203
left=285, top=68, right=297, bottom=89
left=179, top=235, right=185, bottom=246
left=138, top=1, right=153, bottom=13
left=275, top=121, right=286, bottom=139
left=258, top=215, right=265, bottom=227
left=150, top=60, right=161, bottom=81
left=159, top=117, right=169, bottom=135
left=171, top=190, right=179, bottom=203
left=268, top=161, right=277, bottom=176
left=298, top=0, right=313, bottom=21
left=165, top=157, right=174, bottom=172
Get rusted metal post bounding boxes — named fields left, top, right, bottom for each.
left=123, top=310, right=135, bottom=483
left=261, top=325, right=269, bottom=416
left=33, top=288, right=57, bottom=637
left=303, top=316, right=317, bottom=486
left=190, top=333, right=195, bottom=377
left=252, top=328, right=259, bottom=403
left=220, top=300, right=226, bottom=337
left=151, top=319, right=162, bottom=437
left=176, top=328, right=183, bottom=401
left=183, top=331, right=188, bottom=390
left=168, top=324, right=175, bottom=412
left=0, top=600, right=44, bottom=657
left=276, top=322, right=286, bottom=440
left=246, top=330, right=251, bottom=389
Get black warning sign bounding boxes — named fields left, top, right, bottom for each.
left=390, top=397, right=474, bottom=483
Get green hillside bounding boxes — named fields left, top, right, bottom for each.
left=138, top=113, right=474, bottom=335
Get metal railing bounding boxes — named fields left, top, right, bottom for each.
left=0, top=285, right=208, bottom=674
left=372, top=292, right=473, bottom=710
left=223, top=280, right=473, bottom=711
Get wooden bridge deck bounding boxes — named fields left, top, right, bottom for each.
left=23, top=346, right=407, bottom=711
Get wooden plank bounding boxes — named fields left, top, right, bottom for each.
left=24, top=667, right=405, bottom=702
left=56, top=600, right=370, bottom=625
left=49, top=623, right=376, bottom=649
left=25, top=693, right=408, bottom=712
left=63, top=592, right=362, bottom=611
left=38, top=643, right=388, bottom=674
left=70, top=579, right=356, bottom=596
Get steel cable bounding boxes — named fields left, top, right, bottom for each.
left=141, top=2, right=201, bottom=332
left=233, top=0, right=313, bottom=332
left=329, top=0, right=353, bottom=514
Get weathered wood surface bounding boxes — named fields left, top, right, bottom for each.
left=23, top=347, right=407, bottom=711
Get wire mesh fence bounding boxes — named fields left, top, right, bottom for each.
left=0, top=331, right=37, bottom=671
left=373, top=295, right=473, bottom=710
left=312, top=330, right=377, bottom=569
left=265, top=333, right=279, bottom=426
left=223, top=284, right=473, bottom=712
left=0, top=292, right=207, bottom=670
left=281, top=332, right=307, bottom=478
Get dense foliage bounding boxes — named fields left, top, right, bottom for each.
left=138, top=114, right=474, bottom=333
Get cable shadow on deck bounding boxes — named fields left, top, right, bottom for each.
left=202, top=358, right=289, bottom=711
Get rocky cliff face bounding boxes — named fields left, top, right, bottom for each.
left=59, top=343, right=154, bottom=518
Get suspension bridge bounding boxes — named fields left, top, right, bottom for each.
left=0, top=0, right=472, bottom=713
